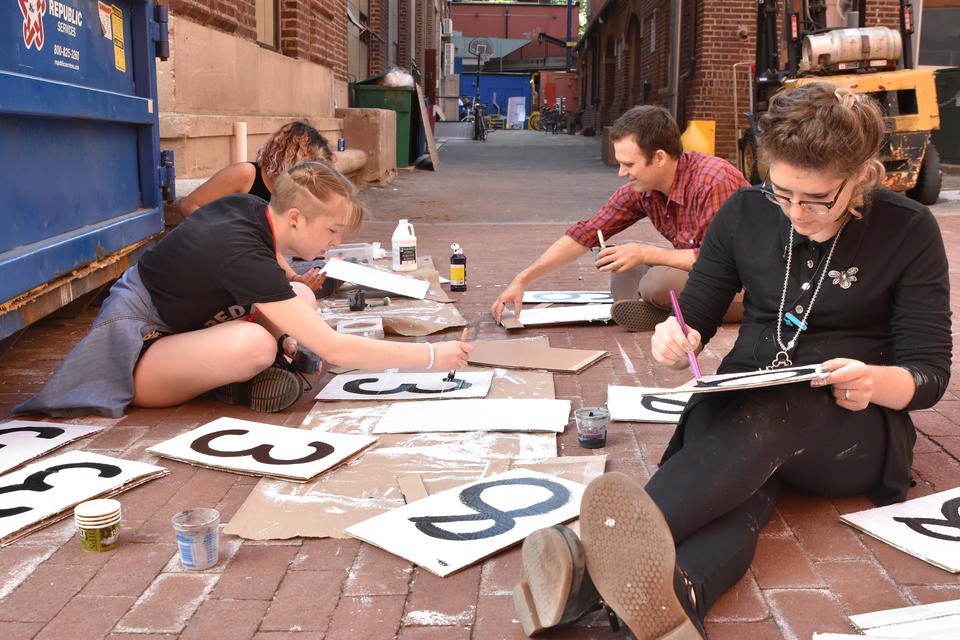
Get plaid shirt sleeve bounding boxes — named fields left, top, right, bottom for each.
left=564, top=183, right=646, bottom=248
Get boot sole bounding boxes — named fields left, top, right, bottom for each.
left=513, top=526, right=574, bottom=636
left=610, top=299, right=671, bottom=332
left=580, top=472, right=701, bottom=640
left=249, top=367, right=303, bottom=413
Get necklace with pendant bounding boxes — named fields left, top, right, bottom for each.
left=768, top=220, right=848, bottom=369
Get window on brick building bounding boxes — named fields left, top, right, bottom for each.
left=255, top=0, right=278, bottom=49
left=649, top=10, right=656, bottom=53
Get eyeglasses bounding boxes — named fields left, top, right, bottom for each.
left=759, top=172, right=848, bottom=215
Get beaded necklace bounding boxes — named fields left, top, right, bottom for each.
left=769, top=218, right=848, bottom=369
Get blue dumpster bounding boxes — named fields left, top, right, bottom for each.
left=0, top=0, right=172, bottom=342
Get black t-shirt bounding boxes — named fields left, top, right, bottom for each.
left=138, top=194, right=295, bottom=332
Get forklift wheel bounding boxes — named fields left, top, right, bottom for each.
left=907, top=143, right=942, bottom=206
left=739, top=130, right=762, bottom=185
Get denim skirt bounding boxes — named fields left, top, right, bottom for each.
left=13, top=266, right=175, bottom=418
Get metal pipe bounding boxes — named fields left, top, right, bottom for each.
left=566, top=0, right=574, bottom=71
left=732, top=61, right=753, bottom=173
left=668, top=0, right=682, bottom=117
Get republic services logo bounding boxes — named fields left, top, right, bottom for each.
left=19, top=0, right=48, bottom=50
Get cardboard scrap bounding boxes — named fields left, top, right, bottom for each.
left=146, top=417, right=376, bottom=483
left=345, top=469, right=587, bottom=577
left=374, top=398, right=571, bottom=434
left=469, top=338, right=608, bottom=373
left=841, top=486, right=960, bottom=573
left=321, top=258, right=430, bottom=299
left=850, top=598, right=960, bottom=638
left=0, top=420, right=104, bottom=476
left=224, top=367, right=560, bottom=540
left=320, top=296, right=465, bottom=337
left=0, top=450, right=168, bottom=546
left=315, top=371, right=494, bottom=401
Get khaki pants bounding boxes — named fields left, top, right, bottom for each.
left=610, top=264, right=744, bottom=324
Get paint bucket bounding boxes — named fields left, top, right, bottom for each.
left=172, top=508, right=220, bottom=570
left=574, top=407, right=609, bottom=449
left=74, top=499, right=122, bottom=552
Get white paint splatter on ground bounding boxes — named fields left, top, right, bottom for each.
left=115, top=573, right=219, bottom=633
left=404, top=609, right=473, bottom=626
left=0, top=546, right=57, bottom=599
left=616, top=340, right=636, bottom=375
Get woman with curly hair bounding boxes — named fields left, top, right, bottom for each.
left=180, top=121, right=337, bottom=289
left=512, top=82, right=950, bottom=639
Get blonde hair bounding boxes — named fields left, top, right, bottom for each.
left=758, top=83, right=886, bottom=217
left=271, top=161, right=365, bottom=232
left=256, top=121, right=335, bottom=179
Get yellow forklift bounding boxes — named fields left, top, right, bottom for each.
left=738, top=0, right=942, bottom=204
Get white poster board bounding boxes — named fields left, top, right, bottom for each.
left=515, top=304, right=612, bottom=327
left=841, top=487, right=960, bottom=573
left=626, top=364, right=827, bottom=396
left=315, top=371, right=493, bottom=401
left=849, top=598, right=960, bottom=638
left=523, top=291, right=614, bottom=305
left=374, top=398, right=571, bottom=434
left=0, top=450, right=168, bottom=546
left=147, top=417, right=376, bottom=482
left=320, top=258, right=430, bottom=300
left=345, top=469, right=585, bottom=576
left=607, top=386, right=691, bottom=423
left=0, top=420, right=103, bottom=475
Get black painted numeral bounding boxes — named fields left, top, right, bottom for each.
left=190, top=429, right=334, bottom=465
left=0, top=426, right=66, bottom=449
left=409, top=477, right=571, bottom=541
left=0, top=462, right=122, bottom=518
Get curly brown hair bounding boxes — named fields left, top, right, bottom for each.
left=758, top=82, right=886, bottom=216
left=256, top=121, right=335, bottom=179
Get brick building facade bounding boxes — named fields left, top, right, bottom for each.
left=577, top=0, right=908, bottom=162
left=161, top=0, right=449, bottom=181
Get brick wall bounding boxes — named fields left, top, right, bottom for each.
left=577, top=0, right=911, bottom=161
left=170, top=0, right=350, bottom=80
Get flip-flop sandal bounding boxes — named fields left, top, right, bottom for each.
left=580, top=472, right=702, bottom=640
left=513, top=524, right=602, bottom=636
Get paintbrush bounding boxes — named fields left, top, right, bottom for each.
left=444, top=328, right=470, bottom=382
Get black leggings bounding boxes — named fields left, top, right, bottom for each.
left=644, top=384, right=887, bottom=619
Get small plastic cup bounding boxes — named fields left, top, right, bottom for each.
left=575, top=407, right=609, bottom=449
left=591, top=244, right=615, bottom=270
left=172, top=508, right=220, bottom=570
left=74, top=499, right=122, bottom=552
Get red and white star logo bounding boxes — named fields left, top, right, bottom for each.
left=19, top=0, right=48, bottom=51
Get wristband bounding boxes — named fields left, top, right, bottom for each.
left=426, top=342, right=435, bottom=369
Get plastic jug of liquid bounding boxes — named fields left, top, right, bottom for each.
left=391, top=219, right=418, bottom=271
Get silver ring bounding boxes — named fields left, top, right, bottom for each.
left=844, top=388, right=850, bottom=401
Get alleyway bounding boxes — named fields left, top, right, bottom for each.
left=1, top=130, right=960, bottom=640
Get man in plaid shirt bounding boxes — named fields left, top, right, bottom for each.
left=490, top=106, right=748, bottom=331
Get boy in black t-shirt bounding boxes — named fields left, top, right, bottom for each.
left=15, top=162, right=471, bottom=418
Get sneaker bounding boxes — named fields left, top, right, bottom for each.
left=611, top=299, right=670, bottom=332
left=214, top=364, right=304, bottom=413
left=278, top=334, right=321, bottom=375
left=513, top=525, right=602, bottom=636
left=580, top=472, right=703, bottom=640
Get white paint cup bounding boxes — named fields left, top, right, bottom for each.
left=172, top=508, right=220, bottom=570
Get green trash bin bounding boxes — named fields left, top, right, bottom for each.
left=932, top=67, right=960, bottom=163
left=352, top=84, right=415, bottom=168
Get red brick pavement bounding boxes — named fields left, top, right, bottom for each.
left=1, top=216, right=959, bottom=639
